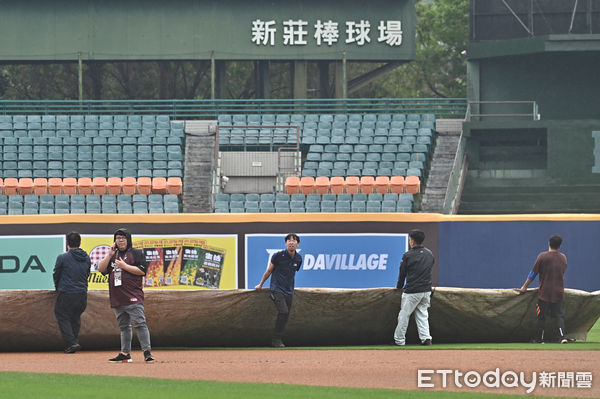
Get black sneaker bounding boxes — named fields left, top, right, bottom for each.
left=109, top=353, right=132, bottom=363
left=529, top=338, right=545, bottom=344
left=560, top=337, right=568, bottom=344
left=421, top=339, right=432, bottom=346
left=144, top=350, right=155, bottom=362
left=64, top=343, right=82, bottom=354
left=271, top=338, right=285, bottom=348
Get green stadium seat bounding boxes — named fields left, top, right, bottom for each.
left=320, top=201, right=336, bottom=212
left=359, top=136, right=373, bottom=145
left=291, top=193, right=306, bottom=202
left=335, top=201, right=351, bottom=212
left=351, top=200, right=366, bottom=212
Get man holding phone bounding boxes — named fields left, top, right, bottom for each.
left=98, top=228, right=154, bottom=362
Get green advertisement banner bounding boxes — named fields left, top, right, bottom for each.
left=0, top=235, right=64, bottom=289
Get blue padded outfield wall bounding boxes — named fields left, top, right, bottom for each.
left=437, top=218, right=600, bottom=292
left=0, top=213, right=598, bottom=292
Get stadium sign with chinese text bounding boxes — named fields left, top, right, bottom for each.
left=245, top=233, right=408, bottom=289
left=0, top=0, right=415, bottom=61
left=0, top=235, right=64, bottom=289
left=82, top=235, right=238, bottom=290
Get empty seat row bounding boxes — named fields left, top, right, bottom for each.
left=0, top=176, right=182, bottom=196
left=0, top=115, right=173, bottom=124
left=214, top=193, right=414, bottom=214
left=301, top=134, right=431, bottom=146
left=0, top=193, right=179, bottom=215
left=285, top=175, right=420, bottom=195
left=0, top=136, right=183, bottom=146
left=0, top=128, right=184, bottom=139
left=216, top=192, right=413, bottom=203
left=217, top=113, right=434, bottom=125
left=301, top=167, right=423, bottom=179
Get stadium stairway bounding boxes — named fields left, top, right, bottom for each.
left=420, top=119, right=462, bottom=213
left=182, top=120, right=216, bottom=212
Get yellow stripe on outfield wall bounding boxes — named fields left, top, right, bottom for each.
left=2, top=212, right=600, bottom=225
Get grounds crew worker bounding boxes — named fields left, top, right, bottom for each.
left=255, top=233, right=302, bottom=348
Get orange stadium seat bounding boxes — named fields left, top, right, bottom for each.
left=33, top=178, right=48, bottom=195
left=344, top=176, right=359, bottom=195
left=390, top=176, right=405, bottom=194
left=166, top=177, right=182, bottom=195
left=107, top=177, right=122, bottom=195
left=121, top=177, right=137, bottom=195
left=136, top=177, right=152, bottom=195
left=315, top=176, right=330, bottom=194
left=77, top=177, right=93, bottom=195
left=329, top=176, right=345, bottom=194
left=92, top=177, right=108, bottom=195
left=359, top=176, right=375, bottom=194
left=299, top=176, right=315, bottom=195
left=284, top=176, right=300, bottom=194
left=62, top=177, right=77, bottom=195
left=405, top=176, right=420, bottom=194
left=152, top=177, right=167, bottom=194
left=375, top=176, right=390, bottom=194
left=3, top=178, right=19, bottom=195
left=18, top=178, right=35, bottom=195
left=48, top=178, right=63, bottom=195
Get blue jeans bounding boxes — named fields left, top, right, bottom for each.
left=114, top=304, right=151, bottom=353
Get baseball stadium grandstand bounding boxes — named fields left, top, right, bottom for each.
left=1, top=0, right=600, bottom=217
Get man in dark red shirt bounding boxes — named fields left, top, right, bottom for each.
left=98, top=228, right=154, bottom=362
left=519, top=234, right=568, bottom=343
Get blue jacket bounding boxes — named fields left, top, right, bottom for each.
left=53, top=248, right=91, bottom=293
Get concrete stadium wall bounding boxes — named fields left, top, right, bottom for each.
left=464, top=119, right=600, bottom=183
left=0, top=213, right=598, bottom=292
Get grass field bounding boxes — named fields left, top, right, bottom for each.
left=1, top=319, right=598, bottom=399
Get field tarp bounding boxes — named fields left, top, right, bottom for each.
left=1, top=287, right=599, bottom=351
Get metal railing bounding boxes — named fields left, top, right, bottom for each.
left=465, top=100, right=540, bottom=121
left=0, top=98, right=467, bottom=119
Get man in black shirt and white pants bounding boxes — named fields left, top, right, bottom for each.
left=393, top=229, right=434, bottom=346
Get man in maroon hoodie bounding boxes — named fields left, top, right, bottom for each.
left=98, top=228, right=154, bottom=362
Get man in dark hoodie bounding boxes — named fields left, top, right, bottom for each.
left=53, top=231, right=91, bottom=354
left=98, top=228, right=154, bottom=363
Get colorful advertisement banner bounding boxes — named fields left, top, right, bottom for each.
left=0, top=235, right=65, bottom=289
left=82, top=234, right=237, bottom=290
left=245, top=233, right=408, bottom=289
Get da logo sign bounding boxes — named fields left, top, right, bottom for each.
left=0, top=235, right=64, bottom=289
left=0, top=255, right=46, bottom=273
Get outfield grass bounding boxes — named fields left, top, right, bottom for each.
left=0, top=372, right=581, bottom=399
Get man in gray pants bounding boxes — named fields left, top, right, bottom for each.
left=98, top=228, right=154, bottom=362
left=393, top=229, right=434, bottom=346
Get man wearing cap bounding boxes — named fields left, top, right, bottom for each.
left=98, top=228, right=154, bottom=362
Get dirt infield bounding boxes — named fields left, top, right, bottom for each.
left=1, top=349, right=598, bottom=397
